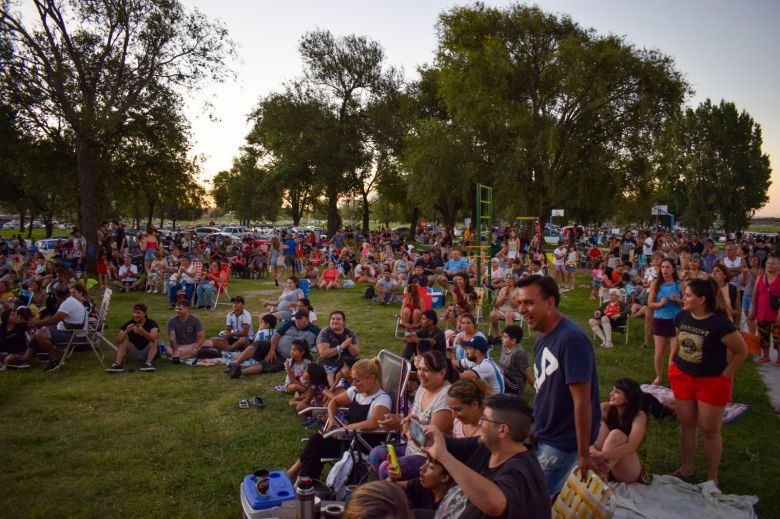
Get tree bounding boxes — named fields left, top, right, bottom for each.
left=431, top=4, right=687, bottom=222
left=0, top=0, right=234, bottom=267
left=210, top=150, right=281, bottom=224
left=663, top=99, right=771, bottom=232
left=298, top=29, right=399, bottom=235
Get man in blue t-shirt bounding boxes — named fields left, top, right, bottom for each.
left=516, top=275, right=602, bottom=496
left=436, top=249, right=469, bottom=289
left=283, top=235, right=297, bottom=271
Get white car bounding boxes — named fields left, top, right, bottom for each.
left=221, top=226, right=252, bottom=238
left=206, top=232, right=242, bottom=244
left=3, top=221, right=19, bottom=230
left=35, top=236, right=70, bottom=255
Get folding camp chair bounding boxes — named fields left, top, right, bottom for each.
left=394, top=285, right=432, bottom=338
left=211, top=263, right=232, bottom=309
left=552, top=467, right=613, bottom=518
left=298, top=350, right=411, bottom=491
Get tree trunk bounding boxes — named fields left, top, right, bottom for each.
left=407, top=207, right=419, bottom=242
left=18, top=211, right=25, bottom=233
left=76, top=136, right=99, bottom=273
left=27, top=218, right=33, bottom=238
left=146, top=198, right=156, bottom=230
left=159, top=206, right=165, bottom=228
left=327, top=193, right=340, bottom=236
left=361, top=191, right=370, bottom=235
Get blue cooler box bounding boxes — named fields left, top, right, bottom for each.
left=428, top=289, right=444, bottom=309
left=240, top=470, right=295, bottom=518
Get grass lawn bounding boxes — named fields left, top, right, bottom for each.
left=1, top=274, right=778, bottom=518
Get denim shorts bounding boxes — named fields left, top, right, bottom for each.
left=537, top=442, right=578, bottom=496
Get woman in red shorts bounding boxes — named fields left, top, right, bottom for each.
left=669, top=278, right=748, bottom=486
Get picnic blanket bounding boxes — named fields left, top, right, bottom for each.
left=610, top=475, right=758, bottom=519
left=640, top=384, right=748, bottom=423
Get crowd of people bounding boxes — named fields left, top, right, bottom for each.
left=0, top=222, right=769, bottom=516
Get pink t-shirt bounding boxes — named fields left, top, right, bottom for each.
left=755, top=274, right=780, bottom=322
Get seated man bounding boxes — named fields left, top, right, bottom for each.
left=26, top=285, right=87, bottom=372
left=407, top=264, right=429, bottom=288
left=209, top=296, right=253, bottom=351
left=401, top=309, right=446, bottom=364
left=229, top=309, right=319, bottom=378
left=415, top=250, right=439, bottom=278
left=166, top=299, right=206, bottom=360
left=114, top=256, right=143, bottom=293
left=436, top=249, right=469, bottom=290
left=168, top=256, right=197, bottom=308
left=422, top=394, right=550, bottom=518
left=106, top=303, right=159, bottom=373
left=451, top=335, right=504, bottom=395
left=375, top=269, right=398, bottom=305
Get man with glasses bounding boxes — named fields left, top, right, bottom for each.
left=422, top=394, right=550, bottom=519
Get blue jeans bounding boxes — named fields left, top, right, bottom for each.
left=169, top=282, right=195, bottom=305
left=196, top=281, right=215, bottom=307
left=537, top=442, right=578, bottom=496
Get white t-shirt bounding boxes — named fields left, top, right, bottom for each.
left=345, top=386, right=392, bottom=419
left=458, top=357, right=505, bottom=395
left=553, top=246, right=566, bottom=266
left=643, top=237, right=654, bottom=256
left=643, top=266, right=658, bottom=284
left=226, top=310, right=254, bottom=340
left=119, top=264, right=138, bottom=282
left=56, top=296, right=87, bottom=331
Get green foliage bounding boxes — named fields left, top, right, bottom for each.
left=210, top=150, right=281, bottom=224
left=430, top=3, right=687, bottom=222
left=662, top=99, right=772, bottom=232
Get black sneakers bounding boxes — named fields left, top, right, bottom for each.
left=43, top=358, right=62, bottom=373
left=106, top=362, right=124, bottom=373
left=140, top=363, right=156, bottom=372
left=228, top=363, right=242, bottom=379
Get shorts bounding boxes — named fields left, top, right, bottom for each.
left=565, top=265, right=576, bottom=273
left=284, top=255, right=295, bottom=267
left=172, top=342, right=201, bottom=359
left=652, top=317, right=676, bottom=337
left=251, top=341, right=286, bottom=372
left=742, top=293, right=752, bottom=314
left=144, top=249, right=155, bottom=262
left=592, top=281, right=602, bottom=288
left=553, top=264, right=565, bottom=272
left=668, top=362, right=732, bottom=406
left=40, top=328, right=78, bottom=345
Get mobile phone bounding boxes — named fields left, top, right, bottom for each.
left=408, top=417, right=426, bottom=447
left=386, top=444, right=401, bottom=474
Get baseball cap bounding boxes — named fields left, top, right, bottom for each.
left=292, top=309, right=310, bottom=319
left=462, top=335, right=489, bottom=354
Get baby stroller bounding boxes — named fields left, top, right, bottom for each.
left=298, top=349, right=411, bottom=499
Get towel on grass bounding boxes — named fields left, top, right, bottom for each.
left=640, top=384, right=748, bottom=423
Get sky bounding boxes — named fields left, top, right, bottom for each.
left=182, top=0, right=780, bottom=216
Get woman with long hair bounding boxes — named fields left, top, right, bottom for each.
left=710, top=263, right=741, bottom=324
left=590, top=378, right=648, bottom=483
left=400, top=281, right=424, bottom=329
left=669, top=278, right=748, bottom=486
left=286, top=358, right=391, bottom=482
left=647, top=258, right=683, bottom=385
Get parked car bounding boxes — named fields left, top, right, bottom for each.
left=3, top=221, right=19, bottom=230
left=221, top=226, right=253, bottom=238
left=194, top=226, right=221, bottom=238
left=34, top=236, right=70, bottom=255
left=206, top=232, right=242, bottom=244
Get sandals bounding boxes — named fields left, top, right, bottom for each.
left=235, top=396, right=265, bottom=409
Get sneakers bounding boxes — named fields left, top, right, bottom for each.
left=140, top=363, right=156, bottom=372
left=228, top=363, right=242, bottom=379
left=274, top=384, right=288, bottom=392
left=43, top=358, right=62, bottom=373
left=106, top=362, right=124, bottom=373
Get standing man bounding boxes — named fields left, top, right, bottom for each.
left=113, top=220, right=127, bottom=256
left=516, top=275, right=602, bottom=496
left=401, top=309, right=446, bottom=363
left=209, top=296, right=254, bottom=351
left=166, top=299, right=206, bottom=360
left=106, top=303, right=159, bottom=373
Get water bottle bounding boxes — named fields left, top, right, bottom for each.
left=159, top=343, right=167, bottom=357
left=295, top=476, right=316, bottom=519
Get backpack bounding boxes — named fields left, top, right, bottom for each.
left=363, top=285, right=375, bottom=299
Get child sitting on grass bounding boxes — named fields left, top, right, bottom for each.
left=277, top=339, right=312, bottom=394
left=289, top=362, right=329, bottom=412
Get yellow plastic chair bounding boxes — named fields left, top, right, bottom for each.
left=552, top=468, right=613, bottom=519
